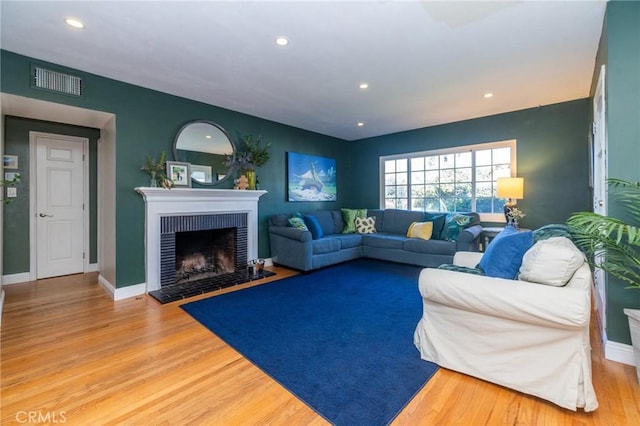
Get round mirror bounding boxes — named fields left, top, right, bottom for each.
left=173, top=120, right=235, bottom=185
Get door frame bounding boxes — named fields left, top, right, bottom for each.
left=592, top=64, right=608, bottom=339
left=29, top=131, right=90, bottom=281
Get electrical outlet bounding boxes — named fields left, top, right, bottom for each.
left=7, top=187, right=17, bottom=198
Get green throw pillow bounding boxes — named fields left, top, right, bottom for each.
left=440, top=213, right=472, bottom=242
left=425, top=213, right=447, bottom=240
left=288, top=216, right=308, bottom=230
left=341, top=208, right=367, bottom=234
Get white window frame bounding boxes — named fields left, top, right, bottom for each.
left=379, top=139, right=517, bottom=222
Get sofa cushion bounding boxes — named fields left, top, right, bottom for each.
left=440, top=213, right=472, bottom=241
left=330, top=210, right=345, bottom=234
left=341, top=208, right=367, bottom=234
left=308, top=210, right=338, bottom=236
left=362, top=233, right=406, bottom=250
left=380, top=209, right=425, bottom=234
left=404, top=238, right=456, bottom=255
left=332, top=233, right=364, bottom=249
left=407, top=221, right=433, bottom=240
left=312, top=238, right=341, bottom=255
left=303, top=215, right=324, bottom=240
left=270, top=213, right=291, bottom=227
left=355, top=216, right=376, bottom=234
left=519, top=237, right=585, bottom=286
left=288, top=217, right=308, bottom=230
left=367, top=209, right=384, bottom=231
left=478, top=226, right=534, bottom=279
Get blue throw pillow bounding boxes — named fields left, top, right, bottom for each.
left=478, top=227, right=534, bottom=279
left=303, top=215, right=324, bottom=240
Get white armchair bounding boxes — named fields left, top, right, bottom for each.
left=413, top=249, right=598, bottom=412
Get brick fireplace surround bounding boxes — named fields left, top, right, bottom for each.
left=136, top=187, right=267, bottom=294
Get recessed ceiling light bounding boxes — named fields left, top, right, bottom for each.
left=483, top=92, right=494, bottom=98
left=205, top=135, right=212, bottom=139
left=357, top=122, right=365, bottom=127
left=359, top=83, right=369, bottom=90
left=275, top=37, right=289, bottom=46
left=65, top=17, right=85, bottom=29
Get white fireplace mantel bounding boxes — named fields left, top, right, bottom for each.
left=136, top=187, right=267, bottom=292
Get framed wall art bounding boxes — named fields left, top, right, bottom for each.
left=3, top=155, right=18, bottom=169
left=190, top=164, right=213, bottom=184
left=166, top=161, right=191, bottom=187
left=287, top=152, right=336, bottom=202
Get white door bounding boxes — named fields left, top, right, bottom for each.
left=592, top=64, right=607, bottom=337
left=34, top=133, right=86, bottom=279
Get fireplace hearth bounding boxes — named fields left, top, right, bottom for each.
left=148, top=268, right=275, bottom=304
left=136, top=187, right=269, bottom=301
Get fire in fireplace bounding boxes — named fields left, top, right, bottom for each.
left=175, top=228, right=235, bottom=284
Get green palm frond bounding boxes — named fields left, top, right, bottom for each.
left=567, top=178, right=640, bottom=290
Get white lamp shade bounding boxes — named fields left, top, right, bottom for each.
left=497, top=177, right=524, bottom=199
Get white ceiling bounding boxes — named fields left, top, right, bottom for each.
left=0, top=1, right=606, bottom=141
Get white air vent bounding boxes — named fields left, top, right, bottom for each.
left=33, top=66, right=83, bottom=96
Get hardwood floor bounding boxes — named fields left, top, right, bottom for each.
left=1, top=268, right=639, bottom=425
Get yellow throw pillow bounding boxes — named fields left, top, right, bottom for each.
left=407, top=221, right=433, bottom=240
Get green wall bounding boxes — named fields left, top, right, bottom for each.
left=1, top=50, right=349, bottom=287
left=348, top=99, right=592, bottom=231
left=2, top=117, right=100, bottom=273
left=599, top=0, right=640, bottom=345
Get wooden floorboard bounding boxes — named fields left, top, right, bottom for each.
left=1, top=267, right=639, bottom=425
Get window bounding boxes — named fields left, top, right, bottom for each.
left=380, top=140, right=516, bottom=222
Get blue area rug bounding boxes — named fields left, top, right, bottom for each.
left=181, top=259, right=438, bottom=425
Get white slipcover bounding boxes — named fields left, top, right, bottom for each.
left=413, top=251, right=598, bottom=412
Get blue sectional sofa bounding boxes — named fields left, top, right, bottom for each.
left=268, top=209, right=482, bottom=272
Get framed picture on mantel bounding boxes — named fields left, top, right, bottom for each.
left=167, top=161, right=191, bottom=188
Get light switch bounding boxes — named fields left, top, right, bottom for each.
left=7, top=187, right=17, bottom=198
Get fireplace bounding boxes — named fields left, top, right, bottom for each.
left=175, top=229, right=235, bottom=283
left=136, top=187, right=270, bottom=302
left=159, top=212, right=248, bottom=287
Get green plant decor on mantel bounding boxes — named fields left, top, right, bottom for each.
left=225, top=135, right=271, bottom=190
left=567, top=178, right=640, bottom=384
left=141, top=151, right=172, bottom=189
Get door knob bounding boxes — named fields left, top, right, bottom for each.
left=39, top=213, right=53, bottom=217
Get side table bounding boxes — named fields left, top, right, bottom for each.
left=480, top=226, right=530, bottom=252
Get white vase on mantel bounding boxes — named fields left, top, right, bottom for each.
left=624, top=308, right=640, bottom=385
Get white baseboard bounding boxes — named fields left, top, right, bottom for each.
left=3, top=265, right=97, bottom=285
left=98, top=274, right=146, bottom=301
left=1, top=272, right=31, bottom=285
left=114, top=283, right=146, bottom=300
left=605, top=340, right=636, bottom=366
left=0, top=289, right=5, bottom=327
left=97, top=274, right=115, bottom=299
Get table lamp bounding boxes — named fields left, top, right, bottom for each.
left=497, top=177, right=524, bottom=224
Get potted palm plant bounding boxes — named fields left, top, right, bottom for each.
left=225, top=135, right=271, bottom=190
left=567, top=178, right=640, bottom=385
